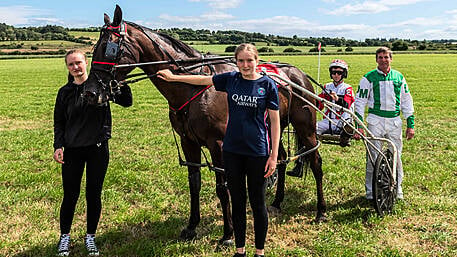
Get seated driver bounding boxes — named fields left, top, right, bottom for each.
left=317, top=59, right=354, bottom=147
left=287, top=59, right=355, bottom=178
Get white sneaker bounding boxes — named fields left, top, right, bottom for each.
left=397, top=186, right=404, bottom=199
left=84, top=234, right=100, bottom=256
left=57, top=234, right=70, bottom=256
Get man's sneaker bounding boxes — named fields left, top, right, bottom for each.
left=84, top=234, right=100, bottom=256
left=57, top=234, right=70, bottom=256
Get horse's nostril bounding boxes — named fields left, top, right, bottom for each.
left=84, top=91, right=96, bottom=98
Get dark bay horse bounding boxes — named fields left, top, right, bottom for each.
left=84, top=5, right=326, bottom=244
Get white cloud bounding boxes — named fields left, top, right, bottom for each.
left=378, top=17, right=444, bottom=28
left=227, top=16, right=316, bottom=34
left=383, top=0, right=432, bottom=6
left=200, top=11, right=234, bottom=20
left=445, top=9, right=457, bottom=14
left=189, top=0, right=242, bottom=9
left=326, top=0, right=430, bottom=16
left=159, top=14, right=201, bottom=23
left=317, top=23, right=371, bottom=33
left=159, top=11, right=234, bottom=24
left=0, top=5, right=66, bottom=26
left=325, top=2, right=390, bottom=15
left=0, top=5, right=40, bottom=25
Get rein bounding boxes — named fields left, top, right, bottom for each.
left=168, top=84, right=213, bottom=112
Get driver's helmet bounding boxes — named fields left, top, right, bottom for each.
left=329, top=59, right=348, bottom=79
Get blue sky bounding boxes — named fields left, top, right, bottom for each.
left=1, top=0, right=456, bottom=40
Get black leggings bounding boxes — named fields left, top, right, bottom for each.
left=60, top=141, right=109, bottom=235
left=223, top=151, right=269, bottom=250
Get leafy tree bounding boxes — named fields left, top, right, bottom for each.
left=309, top=47, right=325, bottom=52
left=284, top=47, right=301, bottom=53
left=258, top=47, right=274, bottom=53
left=392, top=40, right=408, bottom=51
left=225, top=45, right=237, bottom=53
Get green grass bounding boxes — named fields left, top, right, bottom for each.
left=1, top=54, right=456, bottom=256
left=68, top=31, right=100, bottom=40
left=186, top=42, right=379, bottom=55
left=0, top=40, right=87, bottom=49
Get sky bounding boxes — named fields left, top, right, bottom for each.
left=1, top=0, right=457, bottom=40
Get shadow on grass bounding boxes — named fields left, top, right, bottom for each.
left=13, top=215, right=226, bottom=257
left=267, top=186, right=376, bottom=225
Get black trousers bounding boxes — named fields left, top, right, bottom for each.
left=59, top=141, right=109, bottom=234
left=223, top=151, right=269, bottom=250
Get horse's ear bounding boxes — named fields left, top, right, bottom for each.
left=112, top=4, right=123, bottom=26
left=104, top=13, right=110, bottom=25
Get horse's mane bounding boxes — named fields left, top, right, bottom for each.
left=125, top=21, right=201, bottom=58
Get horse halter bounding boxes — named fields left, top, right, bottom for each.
left=88, top=21, right=128, bottom=103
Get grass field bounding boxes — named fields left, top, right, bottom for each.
left=188, top=43, right=380, bottom=55
left=0, top=53, right=456, bottom=256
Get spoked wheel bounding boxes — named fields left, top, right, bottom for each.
left=265, top=169, right=278, bottom=190
left=372, top=149, right=397, bottom=216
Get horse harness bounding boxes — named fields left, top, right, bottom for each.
left=91, top=20, right=320, bottom=174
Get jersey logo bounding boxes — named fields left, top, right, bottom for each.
left=258, top=87, right=266, bottom=96
left=357, top=88, right=368, bottom=98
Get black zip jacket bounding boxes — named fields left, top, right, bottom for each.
left=53, top=82, right=132, bottom=150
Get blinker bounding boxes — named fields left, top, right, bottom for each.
left=105, top=40, right=119, bottom=60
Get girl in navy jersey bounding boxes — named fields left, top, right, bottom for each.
left=157, top=43, right=280, bottom=257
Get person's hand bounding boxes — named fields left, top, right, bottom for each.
left=330, top=91, right=339, bottom=101
left=406, top=128, right=415, bottom=140
left=353, top=128, right=365, bottom=140
left=156, top=69, right=175, bottom=82
left=264, top=155, right=277, bottom=178
left=53, top=148, right=64, bottom=164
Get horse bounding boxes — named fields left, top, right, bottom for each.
left=84, top=5, right=326, bottom=245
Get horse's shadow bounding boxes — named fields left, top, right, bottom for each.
left=267, top=185, right=375, bottom=225
left=13, top=215, right=225, bottom=257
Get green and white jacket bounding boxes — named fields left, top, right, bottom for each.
left=354, top=68, right=415, bottom=128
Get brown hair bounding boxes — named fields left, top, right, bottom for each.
left=65, top=49, right=87, bottom=83
left=376, top=46, right=392, bottom=59
left=234, top=43, right=259, bottom=61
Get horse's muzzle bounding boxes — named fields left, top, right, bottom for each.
left=82, top=91, right=103, bottom=105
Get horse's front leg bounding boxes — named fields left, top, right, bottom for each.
left=269, top=140, right=287, bottom=213
left=308, top=150, right=327, bottom=222
left=179, top=137, right=202, bottom=240
left=209, top=139, right=233, bottom=245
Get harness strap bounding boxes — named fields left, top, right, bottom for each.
left=92, top=61, right=116, bottom=66
left=169, top=84, right=213, bottom=112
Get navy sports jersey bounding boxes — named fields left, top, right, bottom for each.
left=213, top=71, right=279, bottom=157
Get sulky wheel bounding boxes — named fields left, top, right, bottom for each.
left=265, top=169, right=278, bottom=190
left=372, top=149, right=397, bottom=216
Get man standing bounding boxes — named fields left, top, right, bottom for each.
left=354, top=47, right=415, bottom=200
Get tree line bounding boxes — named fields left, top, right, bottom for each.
left=1, top=23, right=456, bottom=51
left=0, top=23, right=91, bottom=44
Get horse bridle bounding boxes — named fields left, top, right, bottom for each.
left=87, top=21, right=131, bottom=102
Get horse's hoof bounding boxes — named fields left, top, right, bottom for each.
left=314, top=214, right=327, bottom=223
left=180, top=228, right=197, bottom=240
left=218, top=238, right=234, bottom=246
left=267, top=205, right=282, bottom=216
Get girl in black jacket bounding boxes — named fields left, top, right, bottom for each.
left=53, top=49, right=132, bottom=256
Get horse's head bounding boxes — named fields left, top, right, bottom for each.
left=84, top=5, right=138, bottom=106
